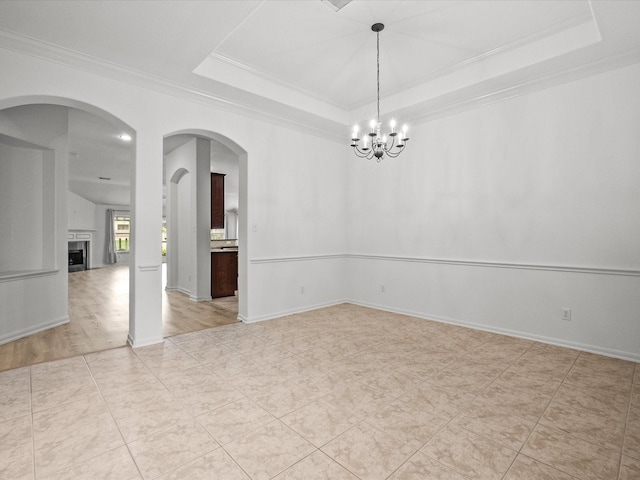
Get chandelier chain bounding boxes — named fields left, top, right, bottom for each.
left=376, top=29, right=380, bottom=123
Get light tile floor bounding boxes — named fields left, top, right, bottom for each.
left=1, top=304, right=638, bottom=480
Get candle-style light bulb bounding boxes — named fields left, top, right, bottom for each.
left=402, top=124, right=408, bottom=139
left=369, top=119, right=376, bottom=134
left=389, top=119, right=396, bottom=133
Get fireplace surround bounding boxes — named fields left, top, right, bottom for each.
left=67, top=230, right=93, bottom=272
left=68, top=241, right=89, bottom=272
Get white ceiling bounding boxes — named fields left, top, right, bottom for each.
left=1, top=1, right=640, bottom=204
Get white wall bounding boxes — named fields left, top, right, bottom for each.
left=166, top=140, right=194, bottom=295
left=194, top=138, right=212, bottom=302
left=68, top=191, right=96, bottom=230
left=0, top=104, right=69, bottom=344
left=0, top=46, right=350, bottom=345
left=2, top=40, right=636, bottom=360
left=346, top=62, right=640, bottom=361
left=245, top=130, right=349, bottom=321
left=177, top=171, right=192, bottom=293
left=0, top=142, right=46, bottom=272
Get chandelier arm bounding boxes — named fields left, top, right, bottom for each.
left=352, top=145, right=373, bottom=159
left=352, top=146, right=366, bottom=157
left=384, top=133, right=395, bottom=151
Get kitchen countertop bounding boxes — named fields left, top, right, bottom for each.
left=210, top=248, right=238, bottom=253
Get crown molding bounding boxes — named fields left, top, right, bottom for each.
left=199, top=51, right=347, bottom=112
left=386, top=45, right=640, bottom=129
left=2, top=26, right=640, bottom=138
left=0, top=28, right=346, bottom=141
left=351, top=11, right=599, bottom=113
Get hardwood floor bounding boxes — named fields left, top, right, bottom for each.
left=0, top=265, right=239, bottom=372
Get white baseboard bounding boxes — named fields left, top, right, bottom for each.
left=241, top=299, right=348, bottom=324
left=165, top=286, right=190, bottom=296
left=347, top=299, right=640, bottom=363
left=0, top=316, right=69, bottom=346
left=127, top=333, right=164, bottom=348
left=190, top=295, right=212, bottom=302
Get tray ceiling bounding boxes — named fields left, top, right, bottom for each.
left=1, top=1, right=640, bottom=134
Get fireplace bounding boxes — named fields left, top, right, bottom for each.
left=68, top=241, right=89, bottom=272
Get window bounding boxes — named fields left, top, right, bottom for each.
left=210, top=228, right=225, bottom=240
left=162, top=218, right=167, bottom=256
left=114, top=215, right=130, bottom=252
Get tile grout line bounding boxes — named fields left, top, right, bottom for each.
left=218, top=442, right=260, bottom=480
left=512, top=350, right=604, bottom=479
left=150, top=347, right=239, bottom=474
left=29, top=366, right=36, bottom=480
left=617, top=362, right=637, bottom=478
left=469, top=341, right=537, bottom=480
left=414, top=340, right=571, bottom=479
left=133, top=337, right=283, bottom=478
left=420, top=348, right=521, bottom=479
left=81, top=353, right=145, bottom=480
left=365, top=335, right=518, bottom=479
left=506, top=340, right=571, bottom=471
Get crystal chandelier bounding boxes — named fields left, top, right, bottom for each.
left=350, top=23, right=409, bottom=161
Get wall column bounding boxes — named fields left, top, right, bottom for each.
left=128, top=125, right=163, bottom=347
left=192, top=138, right=212, bottom=301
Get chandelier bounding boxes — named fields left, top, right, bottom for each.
left=350, top=23, right=409, bottom=161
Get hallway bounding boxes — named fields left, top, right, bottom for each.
left=0, top=265, right=239, bottom=372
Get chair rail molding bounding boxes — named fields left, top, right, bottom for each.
left=250, top=252, right=639, bottom=277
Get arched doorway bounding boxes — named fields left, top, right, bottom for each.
left=163, top=130, right=248, bottom=323
left=0, top=96, right=137, bottom=367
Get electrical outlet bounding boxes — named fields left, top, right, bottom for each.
left=380, top=285, right=385, bottom=293
left=562, top=308, right=572, bottom=321
left=300, top=286, right=304, bottom=294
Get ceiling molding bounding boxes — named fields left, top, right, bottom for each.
left=403, top=47, right=640, bottom=126
left=195, top=13, right=601, bottom=123
left=194, top=51, right=348, bottom=112
left=2, top=5, right=639, bottom=138
left=0, top=28, right=346, bottom=141
left=378, top=12, right=600, bottom=112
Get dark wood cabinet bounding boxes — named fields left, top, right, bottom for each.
left=211, top=251, right=237, bottom=298
left=211, top=173, right=225, bottom=229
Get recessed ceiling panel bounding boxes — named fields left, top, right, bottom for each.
left=197, top=0, right=594, bottom=110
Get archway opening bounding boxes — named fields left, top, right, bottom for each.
left=163, top=130, right=248, bottom=331
left=0, top=96, right=136, bottom=369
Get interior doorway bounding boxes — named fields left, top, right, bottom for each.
left=163, top=130, right=247, bottom=322
left=0, top=98, right=137, bottom=369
